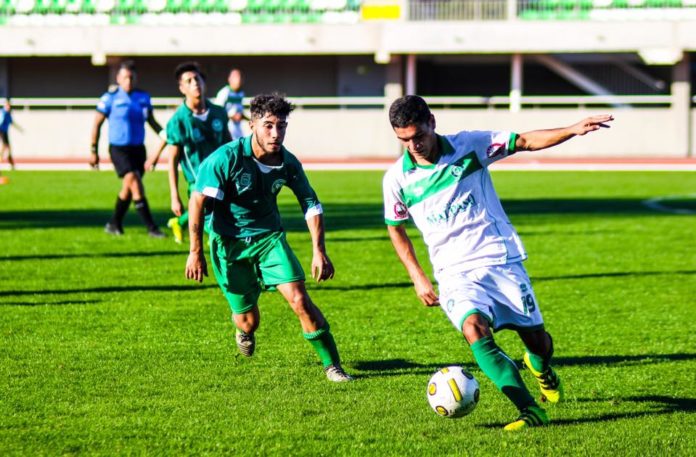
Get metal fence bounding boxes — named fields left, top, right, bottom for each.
left=408, top=0, right=696, bottom=22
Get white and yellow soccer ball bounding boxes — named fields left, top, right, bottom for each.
left=426, top=366, right=480, bottom=418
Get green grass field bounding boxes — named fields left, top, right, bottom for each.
left=1, top=169, right=695, bottom=456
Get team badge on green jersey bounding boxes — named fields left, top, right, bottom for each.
left=271, top=179, right=286, bottom=194
left=239, top=173, right=252, bottom=189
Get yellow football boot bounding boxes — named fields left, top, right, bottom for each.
left=167, top=217, right=183, bottom=244
left=504, top=405, right=549, bottom=431
left=524, top=352, right=563, bottom=404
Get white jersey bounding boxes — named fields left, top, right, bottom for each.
left=383, top=131, right=526, bottom=278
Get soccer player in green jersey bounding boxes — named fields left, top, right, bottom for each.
left=163, top=62, right=231, bottom=244
left=185, top=93, right=352, bottom=382
left=384, top=95, right=612, bottom=430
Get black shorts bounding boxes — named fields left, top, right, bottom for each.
left=109, top=144, right=146, bottom=178
left=0, top=131, right=8, bottom=145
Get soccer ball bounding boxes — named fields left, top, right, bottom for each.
left=426, top=366, right=480, bottom=418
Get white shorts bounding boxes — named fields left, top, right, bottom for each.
left=436, top=262, right=544, bottom=333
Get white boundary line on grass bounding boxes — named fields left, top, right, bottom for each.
left=3, top=162, right=696, bottom=172
left=641, top=194, right=696, bottom=215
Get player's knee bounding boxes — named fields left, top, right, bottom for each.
left=287, top=291, right=312, bottom=315
left=462, top=315, right=491, bottom=344
left=233, top=312, right=259, bottom=333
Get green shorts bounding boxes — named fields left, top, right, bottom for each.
left=209, top=230, right=305, bottom=314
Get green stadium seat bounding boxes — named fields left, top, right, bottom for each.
left=245, top=0, right=262, bottom=11
left=283, top=0, right=305, bottom=9
left=264, top=0, right=282, bottom=11
left=81, top=0, right=96, bottom=12
left=193, top=0, right=213, bottom=12
left=290, top=10, right=319, bottom=21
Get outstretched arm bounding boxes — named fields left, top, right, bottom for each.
left=515, top=114, right=613, bottom=152
left=306, top=213, right=334, bottom=282
left=387, top=224, right=439, bottom=307
left=185, top=191, right=208, bottom=283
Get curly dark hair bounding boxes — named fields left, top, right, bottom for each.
left=250, top=93, right=295, bottom=120
left=174, top=61, right=206, bottom=82
left=389, top=95, right=431, bottom=128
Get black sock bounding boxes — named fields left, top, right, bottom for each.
left=109, top=196, right=131, bottom=228
left=134, top=198, right=158, bottom=231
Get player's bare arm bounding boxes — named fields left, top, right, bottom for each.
left=387, top=224, right=440, bottom=307
left=306, top=213, right=334, bottom=282
left=185, top=191, right=208, bottom=282
left=90, top=111, right=107, bottom=169
left=516, top=114, right=614, bottom=151
left=166, top=144, right=184, bottom=216
left=145, top=139, right=167, bottom=171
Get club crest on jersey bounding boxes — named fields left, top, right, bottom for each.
left=394, top=202, right=408, bottom=218
left=192, top=128, right=203, bottom=142
left=450, top=165, right=463, bottom=177
left=212, top=119, right=224, bottom=132
left=271, top=179, right=286, bottom=193
left=237, top=173, right=252, bottom=192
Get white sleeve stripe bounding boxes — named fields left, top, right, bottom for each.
left=304, top=204, right=323, bottom=220
left=202, top=187, right=224, bottom=200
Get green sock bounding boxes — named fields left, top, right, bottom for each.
left=303, top=325, right=340, bottom=368
left=525, top=333, right=554, bottom=372
left=178, top=211, right=189, bottom=227
left=470, top=336, right=536, bottom=411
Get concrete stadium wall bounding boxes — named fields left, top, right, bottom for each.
left=6, top=107, right=694, bottom=161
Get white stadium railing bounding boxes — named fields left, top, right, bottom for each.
left=5, top=95, right=678, bottom=110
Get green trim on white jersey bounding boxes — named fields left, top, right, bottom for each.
left=383, top=131, right=527, bottom=275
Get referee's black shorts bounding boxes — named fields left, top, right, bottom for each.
left=109, top=144, right=146, bottom=178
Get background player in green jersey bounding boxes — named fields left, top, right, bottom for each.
left=384, top=95, right=612, bottom=430
left=163, top=62, right=231, bottom=243
left=214, top=68, right=247, bottom=140
left=185, top=93, right=352, bottom=382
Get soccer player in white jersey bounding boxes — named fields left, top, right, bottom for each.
left=383, top=95, right=613, bottom=431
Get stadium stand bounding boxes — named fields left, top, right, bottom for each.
left=0, top=0, right=361, bottom=24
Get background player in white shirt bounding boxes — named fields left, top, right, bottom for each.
left=384, top=95, right=613, bottom=431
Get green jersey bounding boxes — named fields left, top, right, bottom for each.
left=166, top=101, right=231, bottom=186
left=195, top=136, right=322, bottom=238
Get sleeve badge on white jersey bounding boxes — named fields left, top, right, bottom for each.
left=486, top=142, right=505, bottom=158
left=394, top=202, right=408, bottom=218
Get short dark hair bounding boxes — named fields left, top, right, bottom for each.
left=250, top=93, right=295, bottom=120
left=174, top=61, right=205, bottom=82
left=389, top=95, right=431, bottom=128
left=118, top=60, right=136, bottom=73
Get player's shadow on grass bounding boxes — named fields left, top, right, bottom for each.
left=1, top=299, right=103, bottom=306
left=0, top=283, right=218, bottom=298
left=350, top=359, right=477, bottom=378
left=549, top=353, right=696, bottom=368
left=534, top=269, right=696, bottom=282
left=483, top=395, right=696, bottom=428
left=307, top=281, right=413, bottom=291
left=0, top=197, right=675, bottom=231
left=0, top=250, right=183, bottom=262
